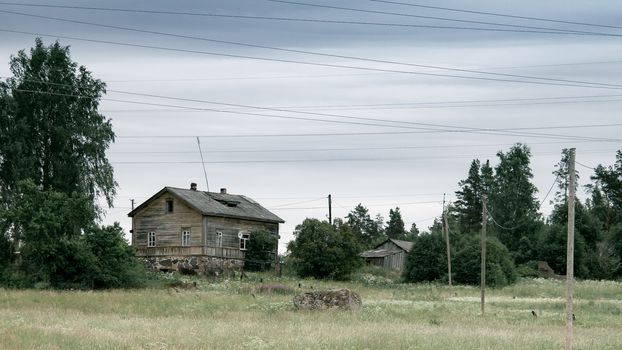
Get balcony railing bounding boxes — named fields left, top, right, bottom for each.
left=135, top=245, right=245, bottom=259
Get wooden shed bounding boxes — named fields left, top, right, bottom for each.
left=128, top=183, right=284, bottom=275
left=360, top=238, right=413, bottom=270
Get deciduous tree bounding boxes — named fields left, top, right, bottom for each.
left=287, top=218, right=361, bottom=280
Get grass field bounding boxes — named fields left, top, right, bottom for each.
left=1, top=272, right=620, bottom=349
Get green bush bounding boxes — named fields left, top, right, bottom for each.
left=287, top=218, right=362, bottom=280
left=402, top=232, right=447, bottom=283
left=244, top=229, right=278, bottom=272
left=453, top=235, right=517, bottom=288
left=85, top=223, right=147, bottom=289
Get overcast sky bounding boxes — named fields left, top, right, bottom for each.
left=1, top=0, right=621, bottom=251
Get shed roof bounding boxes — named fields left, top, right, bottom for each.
left=128, top=187, right=284, bottom=223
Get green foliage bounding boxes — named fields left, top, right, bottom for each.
left=385, top=207, right=407, bottom=240
left=346, top=204, right=385, bottom=249
left=552, top=148, right=580, bottom=203
left=0, top=38, right=116, bottom=206
left=244, top=229, right=278, bottom=272
left=0, top=40, right=146, bottom=289
left=84, top=223, right=146, bottom=289
left=536, top=223, right=588, bottom=278
left=453, top=235, right=517, bottom=288
left=402, top=232, right=447, bottom=283
left=488, top=144, right=541, bottom=252
left=455, top=159, right=493, bottom=234
left=590, top=150, right=622, bottom=230
left=287, top=218, right=362, bottom=280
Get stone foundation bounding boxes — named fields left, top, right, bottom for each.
left=143, top=256, right=244, bottom=277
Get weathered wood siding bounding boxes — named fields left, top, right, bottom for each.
left=374, top=241, right=407, bottom=270
left=133, top=195, right=203, bottom=248
left=205, top=216, right=278, bottom=248
left=382, top=251, right=407, bottom=270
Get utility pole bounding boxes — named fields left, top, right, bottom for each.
left=328, top=194, right=332, bottom=225
left=443, top=194, right=452, bottom=287
left=565, top=148, right=576, bottom=350
left=481, top=195, right=487, bottom=316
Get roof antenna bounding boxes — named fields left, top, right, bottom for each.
left=197, top=137, right=210, bottom=194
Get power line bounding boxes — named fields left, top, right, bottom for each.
left=539, top=174, right=560, bottom=207
left=2, top=29, right=620, bottom=91
left=576, top=161, right=597, bottom=170
left=109, top=150, right=618, bottom=165
left=267, top=0, right=621, bottom=37
left=106, top=140, right=622, bottom=155
left=100, top=96, right=622, bottom=113
left=3, top=10, right=621, bottom=89
left=0, top=2, right=614, bottom=36
left=371, top=0, right=622, bottom=30
left=10, top=86, right=622, bottom=143
left=101, top=95, right=622, bottom=113
left=268, top=197, right=326, bottom=209
left=105, top=72, right=386, bottom=83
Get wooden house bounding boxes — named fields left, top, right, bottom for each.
left=359, top=238, right=413, bottom=270
left=128, top=183, right=284, bottom=275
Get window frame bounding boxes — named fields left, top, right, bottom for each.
left=239, top=233, right=250, bottom=251
left=165, top=199, right=174, bottom=213
left=181, top=228, right=191, bottom=246
left=216, top=231, right=223, bottom=247
left=147, top=231, right=156, bottom=247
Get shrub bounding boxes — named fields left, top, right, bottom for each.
left=287, top=218, right=362, bottom=280
left=402, top=232, right=447, bottom=283
left=244, top=229, right=278, bottom=272
left=453, top=235, right=517, bottom=288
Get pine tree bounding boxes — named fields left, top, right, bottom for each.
left=386, top=207, right=407, bottom=240
left=454, top=159, right=493, bottom=234
left=488, top=144, right=541, bottom=252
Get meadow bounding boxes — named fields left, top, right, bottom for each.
left=0, top=272, right=620, bottom=350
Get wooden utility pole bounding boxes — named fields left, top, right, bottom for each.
left=443, top=194, right=452, bottom=287
left=565, top=148, right=576, bottom=350
left=480, top=195, right=487, bottom=316
left=328, top=194, right=332, bottom=225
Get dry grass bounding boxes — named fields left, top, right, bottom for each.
left=0, top=277, right=620, bottom=349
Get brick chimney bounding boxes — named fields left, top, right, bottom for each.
left=190, top=182, right=197, bottom=191
left=220, top=188, right=227, bottom=194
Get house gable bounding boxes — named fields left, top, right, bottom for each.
left=131, top=192, right=203, bottom=249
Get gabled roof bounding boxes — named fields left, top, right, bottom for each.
left=359, top=238, right=414, bottom=258
left=387, top=239, right=413, bottom=253
left=359, top=249, right=395, bottom=258
left=128, top=187, right=284, bottom=223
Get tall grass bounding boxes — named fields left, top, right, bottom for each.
left=0, top=275, right=620, bottom=349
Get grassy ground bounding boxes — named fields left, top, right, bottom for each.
left=0, top=272, right=620, bottom=350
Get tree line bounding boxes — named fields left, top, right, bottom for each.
left=287, top=145, right=622, bottom=285
left=2, top=40, right=620, bottom=288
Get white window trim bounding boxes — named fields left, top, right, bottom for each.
left=148, top=231, right=156, bottom=247
left=216, top=231, right=223, bottom=247
left=239, top=233, right=250, bottom=251
left=181, top=229, right=191, bottom=246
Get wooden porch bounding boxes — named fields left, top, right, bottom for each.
left=135, top=246, right=245, bottom=259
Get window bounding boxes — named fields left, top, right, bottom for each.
left=148, top=231, right=156, bottom=247
left=165, top=200, right=174, bottom=213
left=216, top=231, right=223, bottom=247
left=239, top=233, right=250, bottom=251
left=181, top=229, right=191, bottom=246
